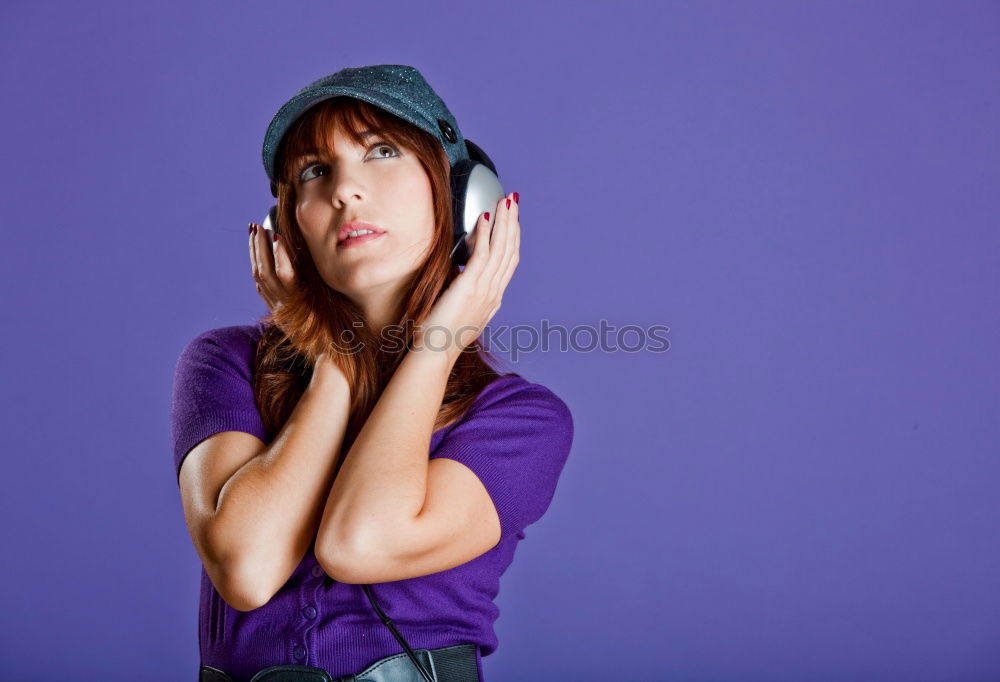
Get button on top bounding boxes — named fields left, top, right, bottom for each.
left=438, top=119, right=457, bottom=143
left=311, top=565, right=324, bottom=578
left=303, top=606, right=317, bottom=619
left=293, top=645, right=306, bottom=660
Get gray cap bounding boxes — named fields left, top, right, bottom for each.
left=262, top=64, right=470, bottom=196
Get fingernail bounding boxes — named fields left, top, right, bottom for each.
left=484, top=212, right=490, bottom=221
left=506, top=198, right=511, bottom=209
left=248, top=223, right=254, bottom=235
left=513, top=191, right=519, bottom=205
left=272, top=232, right=279, bottom=243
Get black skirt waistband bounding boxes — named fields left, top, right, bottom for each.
left=199, top=643, right=480, bottom=682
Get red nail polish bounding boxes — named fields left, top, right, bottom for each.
left=248, top=223, right=254, bottom=235
left=484, top=212, right=490, bottom=221
left=272, top=232, right=279, bottom=243
left=513, top=191, right=519, bottom=204
left=506, top=198, right=511, bottom=209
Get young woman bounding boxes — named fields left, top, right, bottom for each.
left=171, top=65, right=574, bottom=682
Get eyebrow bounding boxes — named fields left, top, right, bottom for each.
left=297, top=130, right=383, bottom=158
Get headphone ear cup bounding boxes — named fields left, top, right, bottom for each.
left=449, top=139, right=503, bottom=266
left=263, top=205, right=279, bottom=234
left=464, top=138, right=497, bottom=175
left=449, top=158, right=478, bottom=266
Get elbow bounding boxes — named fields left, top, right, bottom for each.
left=204, top=554, right=276, bottom=612
left=316, top=541, right=355, bottom=584
left=223, top=565, right=275, bottom=612
left=202, top=521, right=275, bottom=611
left=316, top=529, right=372, bottom=585
left=220, top=581, right=267, bottom=613
left=317, top=513, right=403, bottom=584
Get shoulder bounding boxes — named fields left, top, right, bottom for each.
left=183, top=322, right=266, bottom=354
left=177, top=323, right=267, bottom=372
left=465, top=373, right=574, bottom=435
left=170, top=323, right=271, bottom=481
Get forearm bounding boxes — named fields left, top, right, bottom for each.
left=316, top=345, right=457, bottom=568
left=209, top=363, right=351, bottom=606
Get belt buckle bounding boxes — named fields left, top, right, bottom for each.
left=249, top=664, right=334, bottom=682
left=200, top=665, right=235, bottom=682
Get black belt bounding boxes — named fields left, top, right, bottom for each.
left=199, top=643, right=480, bottom=682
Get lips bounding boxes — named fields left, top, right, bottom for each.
left=338, top=220, right=385, bottom=244
left=338, top=231, right=384, bottom=249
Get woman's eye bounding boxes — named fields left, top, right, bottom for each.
left=297, top=143, right=399, bottom=183
left=369, top=142, right=400, bottom=159
left=298, top=162, right=327, bottom=183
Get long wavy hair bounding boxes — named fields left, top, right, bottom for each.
left=253, top=97, right=512, bottom=456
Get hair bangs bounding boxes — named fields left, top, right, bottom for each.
left=278, top=98, right=420, bottom=186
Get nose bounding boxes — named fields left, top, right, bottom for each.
left=327, top=166, right=367, bottom=208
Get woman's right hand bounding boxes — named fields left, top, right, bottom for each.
left=249, top=222, right=296, bottom=327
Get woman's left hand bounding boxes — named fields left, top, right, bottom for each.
left=414, top=191, right=520, bottom=360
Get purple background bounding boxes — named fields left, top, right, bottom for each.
left=2, top=1, right=998, bottom=680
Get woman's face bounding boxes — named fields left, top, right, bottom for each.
left=292, top=123, right=436, bottom=307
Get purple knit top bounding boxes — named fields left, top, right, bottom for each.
left=170, top=323, right=574, bottom=681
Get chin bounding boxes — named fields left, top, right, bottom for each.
left=323, top=247, right=427, bottom=290
left=324, top=265, right=398, bottom=294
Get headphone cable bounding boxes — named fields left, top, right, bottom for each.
left=362, top=583, right=435, bottom=682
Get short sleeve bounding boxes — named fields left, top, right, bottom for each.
left=429, top=380, right=574, bottom=540
left=170, top=326, right=269, bottom=485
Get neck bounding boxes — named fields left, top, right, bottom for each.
left=350, top=282, right=407, bottom=340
